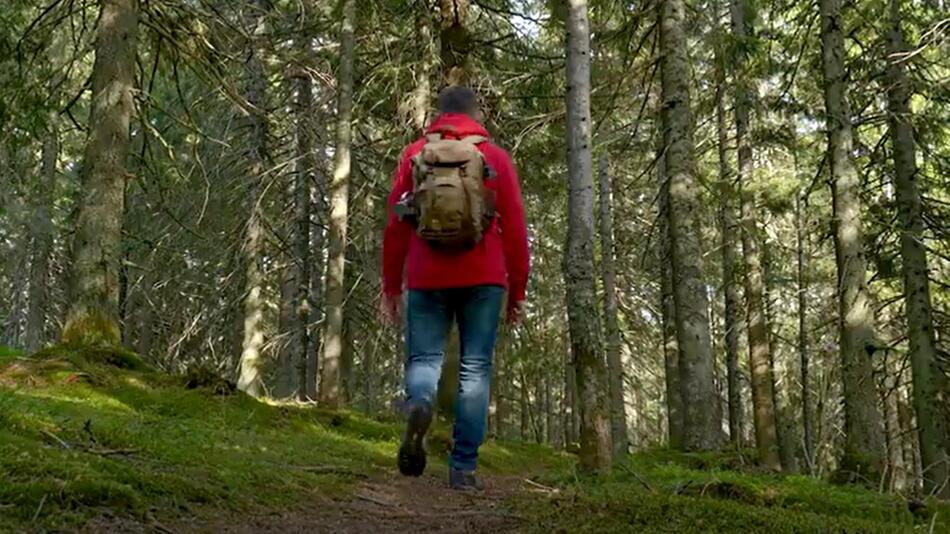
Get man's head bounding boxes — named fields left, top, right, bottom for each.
left=437, top=86, right=481, bottom=121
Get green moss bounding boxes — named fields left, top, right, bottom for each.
left=515, top=449, right=950, bottom=533
left=60, top=310, right=122, bottom=347
left=0, top=355, right=565, bottom=531
left=2, top=357, right=946, bottom=533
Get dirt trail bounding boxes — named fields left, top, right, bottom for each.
left=165, top=472, right=533, bottom=534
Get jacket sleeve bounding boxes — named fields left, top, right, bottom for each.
left=494, top=148, right=530, bottom=306
left=382, top=148, right=414, bottom=296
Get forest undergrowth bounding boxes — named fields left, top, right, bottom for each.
left=1, top=346, right=947, bottom=533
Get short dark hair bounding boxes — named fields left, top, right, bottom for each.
left=437, top=86, right=479, bottom=117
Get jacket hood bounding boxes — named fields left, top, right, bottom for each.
left=425, top=113, right=490, bottom=139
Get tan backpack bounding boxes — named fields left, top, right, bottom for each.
left=406, top=132, right=496, bottom=250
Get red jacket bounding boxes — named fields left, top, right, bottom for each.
left=382, top=113, right=530, bottom=307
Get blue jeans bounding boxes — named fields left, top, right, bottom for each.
left=404, top=285, right=504, bottom=471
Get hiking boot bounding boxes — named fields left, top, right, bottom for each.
left=398, top=403, right=432, bottom=477
left=449, top=468, right=484, bottom=491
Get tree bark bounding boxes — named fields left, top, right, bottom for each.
left=715, top=58, right=743, bottom=446
left=658, top=0, right=723, bottom=451
left=564, top=344, right=578, bottom=448
left=307, top=162, right=326, bottom=400
left=433, top=0, right=465, bottom=411
left=292, top=13, right=315, bottom=401
left=598, top=156, right=629, bottom=459
left=496, top=327, right=510, bottom=438
left=730, top=0, right=781, bottom=471
left=520, top=363, right=530, bottom=441
left=885, top=0, right=949, bottom=497
left=545, top=371, right=554, bottom=445
left=437, top=326, right=460, bottom=420
left=796, top=193, right=815, bottom=473
left=658, top=131, right=683, bottom=449
left=439, top=0, right=470, bottom=86
left=236, top=0, right=269, bottom=397
left=819, top=0, right=886, bottom=482
left=62, top=0, right=138, bottom=346
left=320, top=0, right=356, bottom=408
left=883, top=352, right=908, bottom=492
left=4, top=231, right=29, bottom=347
left=413, top=7, right=435, bottom=131
left=563, top=0, right=612, bottom=474
left=26, top=123, right=58, bottom=352
left=763, top=246, right=798, bottom=474
left=898, top=390, right=923, bottom=492
left=276, top=266, right=297, bottom=398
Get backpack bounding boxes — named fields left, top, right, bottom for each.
left=403, top=132, right=496, bottom=250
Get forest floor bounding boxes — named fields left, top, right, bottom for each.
left=1, top=344, right=949, bottom=533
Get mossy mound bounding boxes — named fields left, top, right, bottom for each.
left=517, top=449, right=950, bottom=533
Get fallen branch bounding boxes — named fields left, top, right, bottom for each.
left=674, top=480, right=693, bottom=495
left=146, top=511, right=179, bottom=534
left=87, top=448, right=138, bottom=456
left=618, top=463, right=655, bottom=493
left=416, top=510, right=523, bottom=520
left=356, top=493, right=396, bottom=507
left=277, top=464, right=367, bottom=478
left=523, top=478, right=559, bottom=493
left=40, top=429, right=71, bottom=450
left=31, top=494, right=47, bottom=523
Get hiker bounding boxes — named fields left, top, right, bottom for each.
left=381, top=86, right=530, bottom=491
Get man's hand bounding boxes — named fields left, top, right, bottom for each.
left=506, top=300, right=526, bottom=325
left=380, top=293, right=402, bottom=325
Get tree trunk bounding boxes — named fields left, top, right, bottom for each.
left=658, top=0, right=723, bottom=451
left=730, top=0, right=781, bottom=471
left=62, top=0, right=138, bottom=346
left=715, top=60, right=743, bottom=446
left=796, top=193, right=815, bottom=473
left=341, top=242, right=358, bottom=405
left=437, top=326, right=460, bottom=421
left=135, top=270, right=155, bottom=359
left=292, top=12, right=315, bottom=401
left=885, top=0, right=949, bottom=497
left=883, top=352, right=907, bottom=492
left=433, top=0, right=467, bottom=410
left=598, top=156, right=629, bottom=459
left=564, top=345, right=578, bottom=448
left=658, top=133, right=684, bottom=449
left=520, top=363, right=530, bottom=441
left=307, top=164, right=326, bottom=400
left=319, top=0, right=356, bottom=408
left=439, top=0, right=470, bottom=86
left=764, top=246, right=799, bottom=474
left=236, top=0, right=269, bottom=397
left=564, top=0, right=612, bottom=474
left=493, top=327, right=508, bottom=438
left=898, top=391, right=923, bottom=492
left=413, top=8, right=435, bottom=131
left=4, top=231, right=29, bottom=347
left=26, top=124, right=57, bottom=352
left=276, top=266, right=297, bottom=398
left=819, top=0, right=886, bottom=482
left=545, top=372, right=554, bottom=445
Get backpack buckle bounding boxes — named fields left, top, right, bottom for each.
left=394, top=192, right=418, bottom=222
